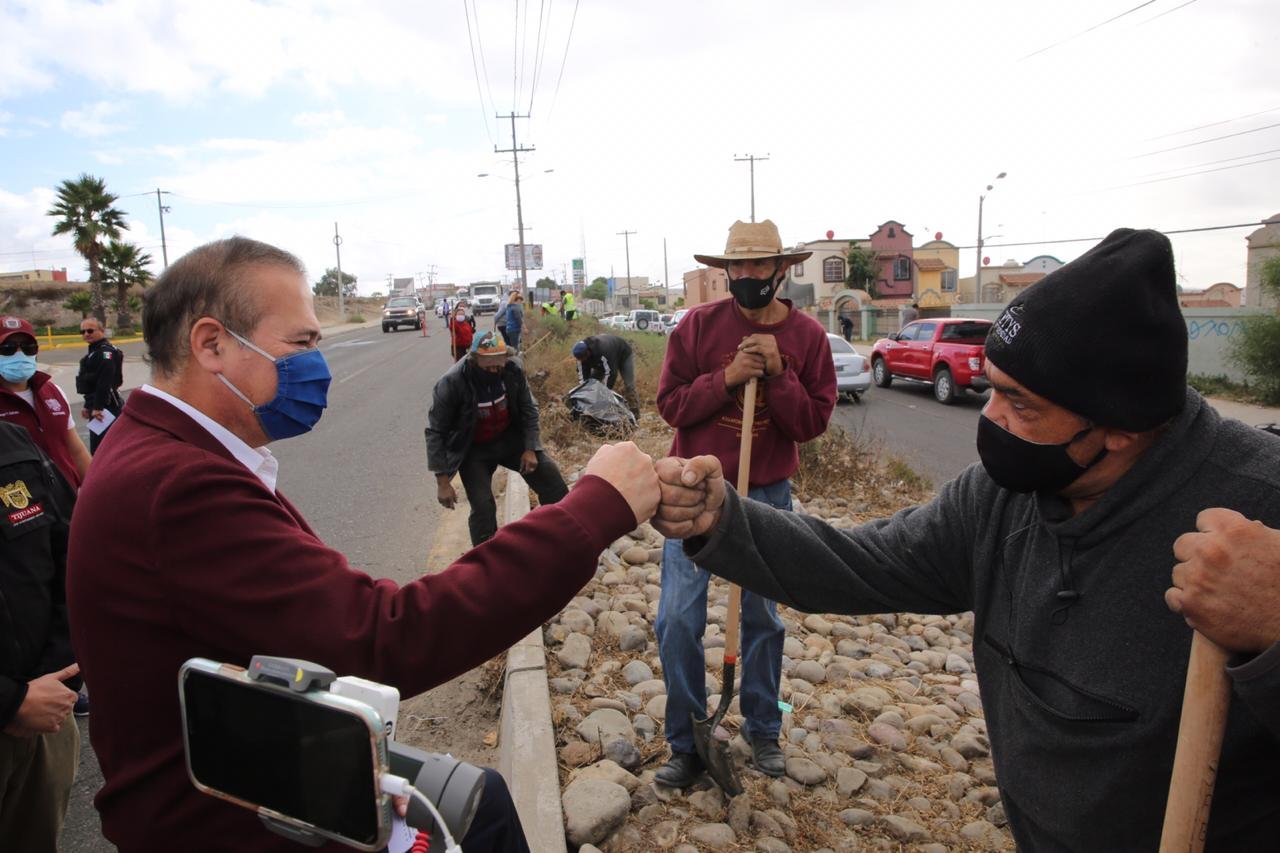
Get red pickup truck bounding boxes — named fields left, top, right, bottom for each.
left=870, top=318, right=992, bottom=404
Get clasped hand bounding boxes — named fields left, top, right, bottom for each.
left=578, top=445, right=726, bottom=536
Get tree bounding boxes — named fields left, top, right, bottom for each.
left=845, top=243, right=881, bottom=298
left=535, top=276, right=557, bottom=291
left=1229, top=255, right=1280, bottom=402
left=100, top=240, right=153, bottom=331
left=313, top=267, right=358, bottom=298
left=48, top=173, right=128, bottom=324
left=63, top=290, right=94, bottom=319
left=584, top=277, right=608, bottom=301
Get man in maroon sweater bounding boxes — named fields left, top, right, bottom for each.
left=653, top=220, right=836, bottom=787
left=66, top=236, right=660, bottom=852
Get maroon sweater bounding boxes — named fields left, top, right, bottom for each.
left=657, top=298, right=836, bottom=486
left=0, top=371, right=81, bottom=488
left=66, top=389, right=635, bottom=852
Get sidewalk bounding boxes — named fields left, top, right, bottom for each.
left=1204, top=395, right=1280, bottom=427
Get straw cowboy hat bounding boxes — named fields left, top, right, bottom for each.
left=693, top=219, right=813, bottom=268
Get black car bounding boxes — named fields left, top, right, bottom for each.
left=382, top=296, right=426, bottom=332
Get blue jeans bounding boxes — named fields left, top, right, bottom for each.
left=655, top=479, right=791, bottom=754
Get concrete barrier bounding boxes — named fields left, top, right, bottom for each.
left=497, top=473, right=568, bottom=853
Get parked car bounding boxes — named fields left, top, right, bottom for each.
left=661, top=308, right=688, bottom=335
left=599, top=314, right=626, bottom=329
left=869, top=318, right=992, bottom=404
left=626, top=309, right=662, bottom=332
left=382, top=296, right=426, bottom=332
left=827, top=334, right=871, bottom=402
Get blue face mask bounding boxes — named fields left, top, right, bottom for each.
left=0, top=353, right=37, bottom=383
left=216, top=328, right=331, bottom=441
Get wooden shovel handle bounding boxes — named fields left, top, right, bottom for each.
left=1159, top=631, right=1231, bottom=853
left=722, top=378, right=757, bottom=664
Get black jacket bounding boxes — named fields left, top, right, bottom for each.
left=576, top=334, right=632, bottom=385
left=425, top=356, right=543, bottom=475
left=76, top=337, right=124, bottom=413
left=0, top=421, right=79, bottom=727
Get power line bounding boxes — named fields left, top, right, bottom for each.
left=512, top=0, right=520, bottom=111
left=1138, top=0, right=1198, bottom=25
left=1135, top=146, right=1280, bottom=178
left=1019, top=0, right=1158, bottom=61
left=1109, top=153, right=1280, bottom=189
left=528, top=0, right=551, bottom=114
left=1133, top=121, right=1280, bottom=158
left=471, top=0, right=498, bottom=124
left=960, top=220, right=1263, bottom=251
left=463, top=0, right=495, bottom=144
left=1145, top=105, right=1280, bottom=142
left=546, top=0, right=581, bottom=121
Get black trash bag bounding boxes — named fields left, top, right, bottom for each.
left=565, top=379, right=637, bottom=435
left=1258, top=423, right=1280, bottom=438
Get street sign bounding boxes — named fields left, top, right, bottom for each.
left=572, top=258, right=584, bottom=287
left=504, top=244, right=544, bottom=271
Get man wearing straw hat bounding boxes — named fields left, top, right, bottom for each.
left=652, top=220, right=837, bottom=787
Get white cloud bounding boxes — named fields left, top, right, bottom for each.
left=60, top=100, right=125, bottom=137
left=292, top=110, right=347, bottom=129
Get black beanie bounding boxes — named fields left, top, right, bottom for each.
left=984, top=228, right=1186, bottom=431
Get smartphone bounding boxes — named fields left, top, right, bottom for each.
left=178, top=659, right=392, bottom=851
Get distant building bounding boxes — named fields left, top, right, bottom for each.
left=1179, top=281, right=1242, bottom=309
left=0, top=268, right=70, bottom=283
left=1245, top=213, right=1280, bottom=311
left=683, top=267, right=728, bottom=308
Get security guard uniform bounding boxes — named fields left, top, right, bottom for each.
left=76, top=337, right=124, bottom=454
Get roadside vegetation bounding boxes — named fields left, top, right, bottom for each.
left=1226, top=255, right=1280, bottom=404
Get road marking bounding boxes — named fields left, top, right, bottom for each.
left=335, top=339, right=426, bottom=385
left=324, top=340, right=375, bottom=350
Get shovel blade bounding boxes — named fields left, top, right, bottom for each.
left=689, top=660, right=742, bottom=796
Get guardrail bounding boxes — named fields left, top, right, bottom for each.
left=36, top=327, right=144, bottom=350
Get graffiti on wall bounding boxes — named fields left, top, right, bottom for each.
left=1186, top=319, right=1245, bottom=340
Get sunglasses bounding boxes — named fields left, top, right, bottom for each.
left=80, top=328, right=100, bottom=335
left=0, top=341, right=38, bottom=357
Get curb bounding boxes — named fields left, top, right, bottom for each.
left=497, top=472, right=568, bottom=853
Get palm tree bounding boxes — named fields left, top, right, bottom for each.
left=47, top=174, right=128, bottom=324
left=100, top=240, right=153, bottom=332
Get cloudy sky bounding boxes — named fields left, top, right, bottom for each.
left=1, top=0, right=1277, bottom=296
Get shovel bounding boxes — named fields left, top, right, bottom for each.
left=1159, top=631, right=1231, bottom=852
left=690, top=377, right=757, bottom=797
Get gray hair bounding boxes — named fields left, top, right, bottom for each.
left=142, top=236, right=305, bottom=376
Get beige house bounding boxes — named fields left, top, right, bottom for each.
left=1245, top=213, right=1280, bottom=311
left=913, top=240, right=961, bottom=308
left=682, top=267, right=728, bottom=307
left=1179, top=282, right=1242, bottom=309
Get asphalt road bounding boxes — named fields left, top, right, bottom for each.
left=829, top=370, right=989, bottom=490
left=57, top=322, right=456, bottom=851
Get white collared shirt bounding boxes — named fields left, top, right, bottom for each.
left=141, top=384, right=280, bottom=493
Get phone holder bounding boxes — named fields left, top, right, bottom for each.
left=242, top=656, right=482, bottom=850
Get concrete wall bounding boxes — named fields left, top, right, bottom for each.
left=953, top=304, right=1270, bottom=383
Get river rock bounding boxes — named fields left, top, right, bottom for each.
left=603, top=737, right=641, bottom=769
left=784, top=756, right=828, bottom=786
left=562, top=778, right=631, bottom=847
left=556, top=632, right=591, bottom=670
left=618, top=625, right=648, bottom=652
left=880, top=814, right=930, bottom=842
left=622, top=660, right=654, bottom=685
left=576, top=708, right=634, bottom=745
left=689, top=823, right=736, bottom=849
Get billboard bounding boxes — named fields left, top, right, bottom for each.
left=504, top=243, right=544, bottom=271
left=572, top=258, right=585, bottom=287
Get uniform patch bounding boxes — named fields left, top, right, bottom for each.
left=45, top=397, right=65, bottom=414
left=2, top=317, right=20, bottom=330
left=7, top=502, right=44, bottom=525
left=0, top=479, right=34, bottom=510
left=103, top=352, right=113, bottom=359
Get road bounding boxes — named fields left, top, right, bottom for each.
left=830, top=374, right=988, bottom=490
left=55, top=321, right=458, bottom=851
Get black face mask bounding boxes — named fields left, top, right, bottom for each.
left=976, top=415, right=1107, bottom=493
left=728, top=263, right=781, bottom=310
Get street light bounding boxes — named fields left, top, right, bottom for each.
left=975, top=171, right=1007, bottom=301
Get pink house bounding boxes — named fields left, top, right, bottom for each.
left=869, top=221, right=914, bottom=299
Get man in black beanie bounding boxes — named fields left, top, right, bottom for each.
left=646, top=227, right=1280, bottom=849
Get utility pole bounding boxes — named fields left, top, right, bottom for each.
left=974, top=172, right=1007, bottom=302
left=495, top=112, right=533, bottom=299
left=155, top=189, right=171, bottom=268
left=333, top=222, right=345, bottom=320
left=663, top=237, right=669, bottom=299
left=617, top=230, right=636, bottom=309
left=734, top=153, right=770, bottom=222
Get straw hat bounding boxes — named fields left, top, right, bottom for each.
left=693, top=220, right=813, bottom=268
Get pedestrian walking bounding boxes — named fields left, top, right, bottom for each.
left=75, top=317, right=124, bottom=453
left=449, top=302, right=475, bottom=361
left=427, top=331, right=569, bottom=546
left=652, top=219, right=836, bottom=787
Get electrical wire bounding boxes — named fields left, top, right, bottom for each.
left=512, top=0, right=520, bottom=112
left=1018, top=0, right=1159, bottom=61
left=1145, top=105, right=1280, bottom=142
left=528, top=0, right=550, bottom=115
left=960, top=220, right=1264, bottom=251
left=545, top=0, right=580, bottom=122
left=1134, top=146, right=1280, bottom=179
left=1108, top=153, right=1280, bottom=189
left=1138, top=0, right=1199, bottom=25
left=463, top=0, right=496, bottom=145
left=471, top=0, right=499, bottom=123
left=1133, top=121, right=1280, bottom=158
